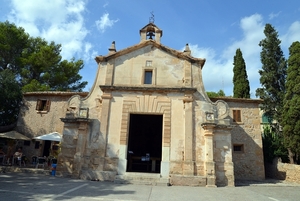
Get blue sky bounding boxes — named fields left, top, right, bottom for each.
left=1, top=0, right=300, bottom=97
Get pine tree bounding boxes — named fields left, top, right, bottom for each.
left=233, top=48, right=250, bottom=98
left=282, top=41, right=300, bottom=164
left=256, top=24, right=287, bottom=124
left=0, top=69, right=23, bottom=126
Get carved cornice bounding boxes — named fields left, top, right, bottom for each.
left=100, top=85, right=197, bottom=93
left=60, top=118, right=91, bottom=123
left=210, top=97, right=263, bottom=104
left=201, top=122, right=233, bottom=130
left=183, top=94, right=193, bottom=103
left=201, top=122, right=217, bottom=129
left=24, top=91, right=88, bottom=97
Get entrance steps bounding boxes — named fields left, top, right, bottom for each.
left=114, top=172, right=169, bottom=186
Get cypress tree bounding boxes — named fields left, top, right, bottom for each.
left=233, top=48, right=250, bottom=98
left=256, top=24, right=287, bottom=124
left=282, top=41, right=300, bottom=164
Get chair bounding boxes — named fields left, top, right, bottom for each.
left=19, top=155, right=26, bottom=167
left=0, top=155, right=5, bottom=165
left=13, top=155, right=26, bottom=167
left=36, top=157, right=46, bottom=169
left=31, top=156, right=38, bottom=167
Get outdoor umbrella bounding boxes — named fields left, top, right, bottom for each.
left=34, top=132, right=61, bottom=142
left=0, top=131, right=30, bottom=140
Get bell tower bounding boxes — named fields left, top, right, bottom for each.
left=139, top=13, right=163, bottom=44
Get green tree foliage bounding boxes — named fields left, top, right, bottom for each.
left=0, top=21, right=87, bottom=92
left=20, top=37, right=87, bottom=92
left=282, top=41, right=300, bottom=164
left=0, top=69, right=23, bottom=126
left=256, top=24, right=287, bottom=125
left=262, top=125, right=288, bottom=163
left=0, top=21, right=88, bottom=126
left=207, top=89, right=225, bottom=98
left=233, top=48, right=250, bottom=98
left=0, top=21, right=29, bottom=74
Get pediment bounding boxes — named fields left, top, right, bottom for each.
left=95, top=40, right=206, bottom=68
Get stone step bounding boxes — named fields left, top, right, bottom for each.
left=115, top=172, right=169, bottom=186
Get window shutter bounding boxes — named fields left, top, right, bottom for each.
left=233, top=110, right=241, bottom=122
left=36, top=99, right=42, bottom=110
left=45, top=100, right=51, bottom=112
left=237, top=110, right=241, bottom=122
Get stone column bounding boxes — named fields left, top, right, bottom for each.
left=73, top=120, right=89, bottom=178
left=183, top=94, right=194, bottom=175
left=202, top=123, right=217, bottom=187
left=98, top=91, right=112, bottom=170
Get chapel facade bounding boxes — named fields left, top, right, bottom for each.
left=54, top=23, right=265, bottom=186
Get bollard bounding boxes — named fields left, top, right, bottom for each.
left=51, top=164, right=57, bottom=176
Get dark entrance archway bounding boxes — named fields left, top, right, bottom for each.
left=42, top=140, right=51, bottom=157
left=126, top=114, right=162, bottom=173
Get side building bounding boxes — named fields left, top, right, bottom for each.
left=210, top=97, right=265, bottom=181
left=14, top=92, right=88, bottom=159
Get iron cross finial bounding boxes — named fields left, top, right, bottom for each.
left=149, top=11, right=155, bottom=23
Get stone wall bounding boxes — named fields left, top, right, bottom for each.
left=229, top=101, right=265, bottom=180
left=14, top=92, right=87, bottom=161
left=265, top=159, right=300, bottom=183
left=211, top=97, right=265, bottom=181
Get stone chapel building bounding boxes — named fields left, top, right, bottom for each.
left=13, top=22, right=265, bottom=187
left=54, top=23, right=265, bottom=187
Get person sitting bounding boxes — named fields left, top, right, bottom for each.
left=0, top=147, right=5, bottom=164
left=13, top=147, right=23, bottom=165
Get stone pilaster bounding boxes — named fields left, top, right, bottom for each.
left=105, top=62, right=114, bottom=85
left=202, top=123, right=217, bottom=187
left=99, top=92, right=112, bottom=170
left=59, top=118, right=90, bottom=178
left=183, top=94, right=194, bottom=175
left=184, top=61, right=192, bottom=87
left=73, top=120, right=89, bottom=178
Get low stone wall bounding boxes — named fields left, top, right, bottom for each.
left=265, top=158, right=300, bottom=183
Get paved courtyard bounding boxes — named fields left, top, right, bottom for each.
left=0, top=172, right=300, bottom=201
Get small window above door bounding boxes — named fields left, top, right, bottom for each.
left=146, top=60, right=152, bottom=67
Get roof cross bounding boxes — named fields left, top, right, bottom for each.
left=149, top=11, right=154, bottom=23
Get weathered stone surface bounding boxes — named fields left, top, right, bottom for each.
left=223, top=99, right=265, bottom=180
left=79, top=170, right=117, bottom=181
left=170, top=174, right=206, bottom=186
left=266, top=159, right=300, bottom=184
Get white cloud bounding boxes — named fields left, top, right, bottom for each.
left=7, top=0, right=88, bottom=60
left=83, top=42, right=98, bottom=62
left=189, top=44, right=233, bottom=95
left=269, top=11, right=281, bottom=20
left=95, top=13, right=119, bottom=33
left=103, top=2, right=109, bottom=8
left=281, top=21, right=300, bottom=50
left=189, top=14, right=265, bottom=98
left=196, top=14, right=300, bottom=98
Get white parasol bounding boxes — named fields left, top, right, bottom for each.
left=34, top=132, right=61, bottom=142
